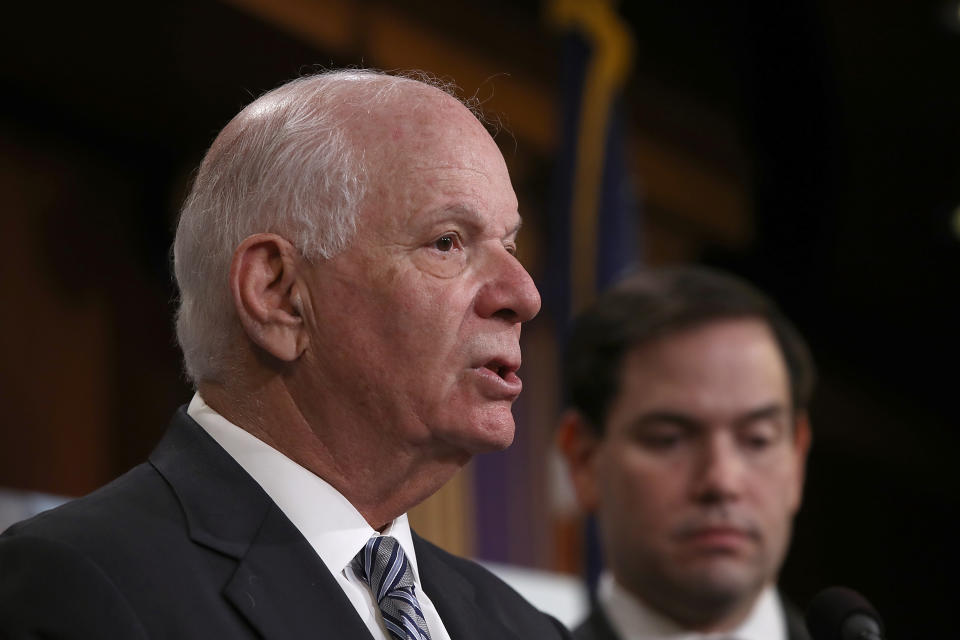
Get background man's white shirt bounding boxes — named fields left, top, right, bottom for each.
left=188, top=393, right=452, bottom=640
left=597, top=571, right=786, bottom=640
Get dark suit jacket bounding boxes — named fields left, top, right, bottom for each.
left=573, top=598, right=811, bottom=640
left=0, top=407, right=569, bottom=639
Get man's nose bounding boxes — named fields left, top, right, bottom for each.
left=475, top=249, right=542, bottom=323
left=690, top=433, right=744, bottom=504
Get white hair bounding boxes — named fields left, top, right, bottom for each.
left=173, top=69, right=462, bottom=385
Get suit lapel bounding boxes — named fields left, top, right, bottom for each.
left=149, top=408, right=373, bottom=640
left=223, top=504, right=373, bottom=639
left=414, top=534, right=523, bottom=640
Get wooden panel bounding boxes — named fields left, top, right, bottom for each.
left=222, top=0, right=358, bottom=53
left=0, top=136, right=112, bottom=496
left=635, top=133, right=751, bottom=246
left=221, top=0, right=557, bottom=151
left=408, top=465, right=474, bottom=557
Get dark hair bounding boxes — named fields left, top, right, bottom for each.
left=563, top=265, right=816, bottom=433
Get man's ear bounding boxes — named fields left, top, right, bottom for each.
left=229, top=233, right=307, bottom=362
left=791, top=410, right=813, bottom=508
left=556, top=409, right=604, bottom=513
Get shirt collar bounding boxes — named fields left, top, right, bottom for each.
left=186, top=392, right=422, bottom=584
left=598, top=571, right=787, bottom=640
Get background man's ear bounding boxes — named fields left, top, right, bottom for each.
left=791, top=410, right=813, bottom=508
left=230, top=233, right=306, bottom=362
left=556, top=409, right=603, bottom=513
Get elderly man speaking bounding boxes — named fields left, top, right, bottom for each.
left=0, top=70, right=563, bottom=640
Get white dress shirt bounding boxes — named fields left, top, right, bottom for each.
left=597, top=571, right=787, bottom=640
left=187, top=393, right=452, bottom=640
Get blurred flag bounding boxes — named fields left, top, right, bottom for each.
left=546, top=0, right=639, bottom=322
left=545, top=0, right=640, bottom=599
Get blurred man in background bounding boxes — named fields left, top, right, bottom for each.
left=0, top=69, right=568, bottom=640
left=558, top=266, right=814, bottom=640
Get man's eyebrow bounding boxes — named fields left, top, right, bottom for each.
left=505, top=217, right=523, bottom=239
left=734, top=404, right=789, bottom=426
left=426, top=205, right=484, bottom=229
left=427, top=205, right=523, bottom=239
left=631, top=412, right=702, bottom=431
left=633, top=405, right=788, bottom=428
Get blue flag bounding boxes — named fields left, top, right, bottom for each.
left=546, top=0, right=640, bottom=599
left=546, top=0, right=639, bottom=326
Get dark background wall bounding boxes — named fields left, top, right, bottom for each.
left=2, top=0, right=957, bottom=635
left=620, top=3, right=960, bottom=635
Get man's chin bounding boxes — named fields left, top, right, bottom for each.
left=672, top=563, right=761, bottom=608
left=437, top=413, right=516, bottom=455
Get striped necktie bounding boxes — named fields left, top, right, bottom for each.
left=352, top=536, right=433, bottom=640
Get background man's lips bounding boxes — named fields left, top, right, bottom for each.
left=676, top=526, right=759, bottom=545
left=685, top=527, right=749, bottom=537
left=675, top=529, right=756, bottom=555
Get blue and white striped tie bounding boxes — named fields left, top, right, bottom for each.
left=352, top=536, right=433, bottom=640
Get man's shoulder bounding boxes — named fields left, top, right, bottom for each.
left=1, top=404, right=238, bottom=551
left=0, top=462, right=182, bottom=640
left=0, top=408, right=274, bottom=639
left=782, top=595, right=812, bottom=640
left=2, top=460, right=173, bottom=545
left=0, top=456, right=195, bottom=605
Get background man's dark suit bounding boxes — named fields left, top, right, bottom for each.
left=0, top=409, right=568, bottom=639
left=572, top=605, right=811, bottom=640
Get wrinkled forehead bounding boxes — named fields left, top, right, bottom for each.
left=218, top=74, right=476, bottom=149
left=356, top=94, right=516, bottom=240
left=357, top=87, right=509, bottom=189
left=352, top=86, right=491, bottom=163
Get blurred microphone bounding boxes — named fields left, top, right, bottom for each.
left=805, top=586, right=885, bottom=640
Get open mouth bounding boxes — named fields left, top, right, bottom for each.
left=482, top=358, right=518, bottom=380
left=484, top=362, right=511, bottom=379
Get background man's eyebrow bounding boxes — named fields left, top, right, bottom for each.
left=737, top=404, right=788, bottom=423
left=632, top=412, right=700, bottom=430
left=731, top=405, right=792, bottom=432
